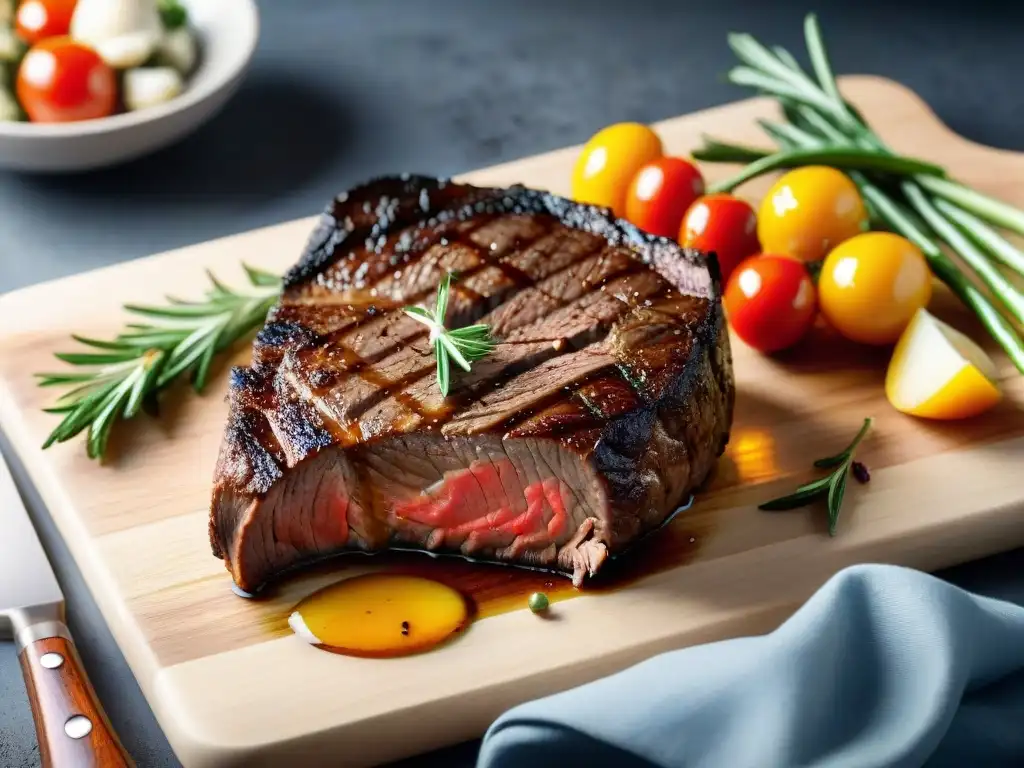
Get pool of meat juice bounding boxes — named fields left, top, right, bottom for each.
left=286, top=514, right=703, bottom=658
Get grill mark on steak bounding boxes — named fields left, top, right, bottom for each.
left=210, top=175, right=734, bottom=591
left=276, top=241, right=652, bottom=437
left=293, top=215, right=551, bottom=347
left=267, top=219, right=609, bottom=379
left=294, top=232, right=607, bottom=370
left=267, top=219, right=592, bottom=423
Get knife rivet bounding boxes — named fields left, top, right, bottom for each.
left=64, top=715, right=92, bottom=739
left=40, top=652, right=64, bottom=669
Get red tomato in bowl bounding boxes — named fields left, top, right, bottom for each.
left=15, top=0, right=78, bottom=45
left=679, top=193, right=760, bottom=283
left=16, top=37, right=117, bottom=123
left=624, top=156, right=705, bottom=238
left=723, top=253, right=817, bottom=353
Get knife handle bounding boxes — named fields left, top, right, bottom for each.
left=19, top=633, right=133, bottom=768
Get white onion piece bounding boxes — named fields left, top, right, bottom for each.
left=70, top=0, right=163, bottom=69
left=94, top=30, right=158, bottom=68
left=123, top=66, right=183, bottom=111
left=0, top=25, right=23, bottom=62
left=155, top=26, right=196, bottom=75
left=0, top=84, right=19, bottom=121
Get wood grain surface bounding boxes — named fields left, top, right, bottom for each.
left=0, top=76, right=1023, bottom=767
left=19, top=636, right=133, bottom=767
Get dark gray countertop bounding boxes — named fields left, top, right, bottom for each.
left=2, top=0, right=1023, bottom=765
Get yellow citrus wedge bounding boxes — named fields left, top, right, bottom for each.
left=885, top=308, right=1001, bottom=420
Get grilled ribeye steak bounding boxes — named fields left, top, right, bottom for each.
left=210, top=175, right=735, bottom=593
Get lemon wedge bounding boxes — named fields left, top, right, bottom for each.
left=886, top=308, right=1001, bottom=419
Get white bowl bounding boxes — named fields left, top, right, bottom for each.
left=0, top=0, right=259, bottom=173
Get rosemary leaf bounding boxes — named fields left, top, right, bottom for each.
left=771, top=45, right=805, bottom=75
left=193, top=341, right=218, bottom=391
left=727, top=66, right=835, bottom=115
left=123, top=365, right=156, bottom=419
left=803, top=14, right=843, bottom=110
left=758, top=474, right=832, bottom=511
left=435, top=338, right=451, bottom=396
left=692, top=140, right=771, bottom=165
left=69, top=335, right=135, bottom=351
left=918, top=176, right=1024, bottom=238
left=54, top=351, right=141, bottom=365
left=403, top=305, right=433, bottom=322
left=811, top=453, right=846, bottom=470
left=42, top=405, right=78, bottom=415
left=779, top=98, right=813, bottom=133
left=37, top=266, right=282, bottom=460
left=403, top=271, right=495, bottom=397
left=244, top=264, right=284, bottom=288
left=122, top=302, right=223, bottom=319
left=435, top=271, right=453, bottom=320
left=728, top=33, right=810, bottom=91
left=935, top=199, right=1024, bottom=277
left=439, top=334, right=473, bottom=372
left=826, top=467, right=849, bottom=536
left=35, top=372, right=101, bottom=386
left=88, top=379, right=135, bottom=459
left=757, top=419, right=872, bottom=534
left=755, top=119, right=811, bottom=149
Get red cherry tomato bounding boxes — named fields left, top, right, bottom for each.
left=16, top=37, right=117, bottom=123
left=723, top=254, right=817, bottom=353
left=15, top=0, right=78, bottom=45
left=679, top=193, right=760, bottom=283
left=624, top=156, right=705, bottom=238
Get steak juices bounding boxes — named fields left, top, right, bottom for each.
left=209, top=176, right=735, bottom=594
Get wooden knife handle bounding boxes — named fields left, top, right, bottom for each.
left=19, top=635, right=133, bottom=768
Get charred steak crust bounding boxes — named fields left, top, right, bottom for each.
left=210, top=174, right=735, bottom=592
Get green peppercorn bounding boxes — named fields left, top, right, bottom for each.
left=528, top=592, right=549, bottom=613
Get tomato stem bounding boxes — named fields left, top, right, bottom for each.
left=804, top=260, right=823, bottom=284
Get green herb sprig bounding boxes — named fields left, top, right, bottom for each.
left=37, top=266, right=281, bottom=460
left=759, top=418, right=872, bottom=535
left=158, top=0, right=189, bottom=29
left=403, top=272, right=495, bottom=396
left=693, top=14, right=1024, bottom=375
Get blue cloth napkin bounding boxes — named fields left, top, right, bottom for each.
left=476, top=564, right=1024, bottom=768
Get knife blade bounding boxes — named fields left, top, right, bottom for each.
left=0, top=449, right=133, bottom=767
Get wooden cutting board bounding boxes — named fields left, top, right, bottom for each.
left=1, top=75, right=1023, bottom=768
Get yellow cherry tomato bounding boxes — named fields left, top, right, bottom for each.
left=818, top=232, right=933, bottom=345
left=757, top=166, right=869, bottom=262
left=571, top=122, right=663, bottom=218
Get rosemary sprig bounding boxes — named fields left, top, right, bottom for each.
left=36, top=265, right=281, bottom=460
left=692, top=13, right=1024, bottom=374
left=759, top=418, right=872, bottom=536
left=403, top=272, right=495, bottom=396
